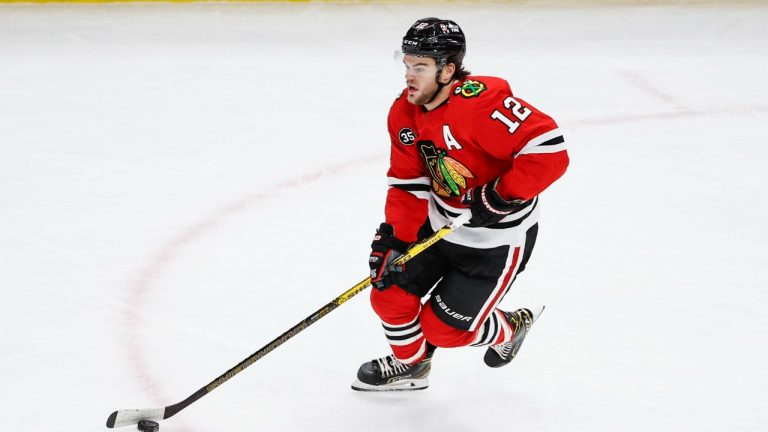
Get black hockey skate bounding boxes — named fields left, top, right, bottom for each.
left=484, top=306, right=544, bottom=368
left=351, top=350, right=433, bottom=392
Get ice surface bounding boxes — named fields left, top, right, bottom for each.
left=1, top=2, right=766, bottom=431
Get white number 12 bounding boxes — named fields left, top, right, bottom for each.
left=490, top=96, right=532, bottom=134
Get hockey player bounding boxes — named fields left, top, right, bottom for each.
left=352, top=18, right=568, bottom=391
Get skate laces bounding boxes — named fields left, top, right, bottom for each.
left=491, top=310, right=530, bottom=360
left=375, top=355, right=409, bottom=378
left=491, top=342, right=514, bottom=359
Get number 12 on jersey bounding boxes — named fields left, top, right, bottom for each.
left=491, top=96, right=532, bottom=135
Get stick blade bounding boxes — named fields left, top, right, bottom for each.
left=106, top=408, right=164, bottom=428
left=531, top=305, right=545, bottom=323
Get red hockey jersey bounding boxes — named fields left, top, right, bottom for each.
left=385, top=76, right=568, bottom=248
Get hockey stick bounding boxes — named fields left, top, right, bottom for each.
left=106, top=213, right=470, bottom=428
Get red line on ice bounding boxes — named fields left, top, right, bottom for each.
left=121, top=154, right=380, bottom=432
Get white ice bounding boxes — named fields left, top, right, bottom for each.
left=1, top=2, right=767, bottom=432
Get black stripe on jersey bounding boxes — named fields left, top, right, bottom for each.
left=433, top=195, right=534, bottom=225
left=386, top=329, right=423, bottom=342
left=487, top=198, right=539, bottom=230
left=433, top=202, right=462, bottom=219
left=382, top=319, right=421, bottom=333
left=393, top=183, right=432, bottom=192
left=432, top=195, right=538, bottom=230
left=537, top=135, right=565, bottom=147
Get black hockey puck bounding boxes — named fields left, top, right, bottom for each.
left=137, top=420, right=159, bottom=432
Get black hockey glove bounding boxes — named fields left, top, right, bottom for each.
left=369, top=223, right=410, bottom=290
left=461, top=179, right=527, bottom=227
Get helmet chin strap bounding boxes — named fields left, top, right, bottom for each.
left=425, top=60, right=450, bottom=105
left=425, top=81, right=448, bottom=106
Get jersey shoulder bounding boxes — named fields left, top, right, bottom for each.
left=448, top=76, right=560, bottom=156
left=448, top=76, right=512, bottom=106
left=449, top=75, right=556, bottom=127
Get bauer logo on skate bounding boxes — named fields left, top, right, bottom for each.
left=435, top=294, right=473, bottom=322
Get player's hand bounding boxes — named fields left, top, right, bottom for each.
left=369, top=223, right=409, bottom=290
left=461, top=179, right=527, bottom=227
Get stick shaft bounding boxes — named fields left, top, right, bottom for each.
left=107, top=214, right=468, bottom=427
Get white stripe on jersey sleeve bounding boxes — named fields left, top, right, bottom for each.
left=387, top=176, right=431, bottom=186
left=515, top=128, right=565, bottom=157
left=402, top=190, right=431, bottom=200
left=388, top=176, right=432, bottom=200
left=518, top=143, right=566, bottom=155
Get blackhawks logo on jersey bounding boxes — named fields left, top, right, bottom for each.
left=419, top=143, right=475, bottom=197
left=455, top=80, right=487, bottom=98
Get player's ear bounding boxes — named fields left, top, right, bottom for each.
left=440, top=63, right=456, bottom=84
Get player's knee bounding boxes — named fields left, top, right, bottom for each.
left=419, top=303, right=475, bottom=348
left=369, top=286, right=421, bottom=322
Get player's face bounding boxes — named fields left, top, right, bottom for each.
left=403, top=55, right=440, bottom=105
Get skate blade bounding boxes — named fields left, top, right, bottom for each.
left=350, top=378, right=428, bottom=392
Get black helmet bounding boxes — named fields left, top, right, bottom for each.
left=402, top=18, right=466, bottom=64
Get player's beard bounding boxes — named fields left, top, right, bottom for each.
left=408, top=76, right=439, bottom=105
left=408, top=81, right=438, bottom=106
